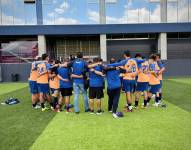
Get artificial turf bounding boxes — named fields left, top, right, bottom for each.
left=0, top=78, right=191, bottom=150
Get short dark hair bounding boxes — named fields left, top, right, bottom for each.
left=150, top=54, right=157, bottom=61
left=41, top=53, right=48, bottom=60
left=110, top=58, right=116, bottom=64
left=124, top=50, right=131, bottom=57
left=93, top=57, right=99, bottom=63
left=156, top=53, right=161, bottom=59
left=76, top=52, right=83, bottom=58
left=135, top=53, right=142, bottom=58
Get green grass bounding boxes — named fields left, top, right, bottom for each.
left=0, top=78, right=191, bottom=150
left=0, top=82, right=28, bottom=95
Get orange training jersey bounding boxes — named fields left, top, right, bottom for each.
left=36, top=63, right=49, bottom=84
left=49, top=75, right=60, bottom=89
left=149, top=62, right=160, bottom=85
left=156, top=63, right=162, bottom=81
left=28, top=63, right=39, bottom=81
left=137, top=61, right=150, bottom=83
left=123, top=59, right=138, bottom=80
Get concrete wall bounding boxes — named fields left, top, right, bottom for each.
left=163, top=59, right=191, bottom=77
left=1, top=63, right=31, bottom=82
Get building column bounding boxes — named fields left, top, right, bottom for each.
left=160, top=0, right=167, bottom=23
left=100, top=34, right=107, bottom=61
left=38, top=35, right=46, bottom=56
left=158, top=33, right=167, bottom=60
left=36, top=0, right=43, bottom=25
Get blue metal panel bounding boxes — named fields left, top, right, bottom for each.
left=36, top=0, right=43, bottom=25
left=0, top=23, right=191, bottom=35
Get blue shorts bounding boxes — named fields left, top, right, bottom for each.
left=123, top=80, right=136, bottom=92
left=29, top=80, right=38, bottom=94
left=149, top=84, right=160, bottom=94
left=159, top=80, right=163, bottom=89
left=136, top=82, right=149, bottom=92
left=37, top=83, right=50, bottom=94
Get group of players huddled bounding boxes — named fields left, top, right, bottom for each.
left=28, top=50, right=165, bottom=118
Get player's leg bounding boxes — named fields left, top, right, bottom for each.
left=107, top=88, right=114, bottom=112
left=73, top=83, right=80, bottom=113
left=89, top=87, right=95, bottom=114
left=80, top=83, right=89, bottom=112
left=96, top=88, right=104, bottom=115
left=112, top=88, right=121, bottom=116
left=134, top=91, right=141, bottom=109
left=65, top=87, right=72, bottom=113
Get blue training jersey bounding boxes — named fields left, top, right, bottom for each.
left=58, top=67, right=72, bottom=88
left=106, top=69, right=121, bottom=90
left=89, top=65, right=104, bottom=88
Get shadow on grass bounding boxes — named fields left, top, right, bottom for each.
left=0, top=87, right=57, bottom=150
left=163, top=80, right=191, bottom=113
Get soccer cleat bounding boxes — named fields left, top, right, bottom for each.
left=33, top=105, right=41, bottom=109
left=50, top=106, right=54, bottom=111
left=75, top=111, right=80, bottom=114
left=66, top=109, right=72, bottom=114
left=133, top=106, right=139, bottom=109
left=153, top=102, right=159, bottom=107
left=41, top=107, right=49, bottom=112
left=142, top=102, right=150, bottom=106
left=112, top=113, right=119, bottom=119
left=85, top=108, right=90, bottom=112
left=108, top=110, right=112, bottom=113
left=141, top=105, right=148, bottom=109
left=89, top=110, right=95, bottom=114
left=96, top=110, right=103, bottom=115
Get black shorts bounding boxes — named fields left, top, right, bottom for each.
left=60, top=88, right=73, bottom=97
left=89, top=87, right=104, bottom=99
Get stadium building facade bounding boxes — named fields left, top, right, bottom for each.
left=0, top=0, right=191, bottom=81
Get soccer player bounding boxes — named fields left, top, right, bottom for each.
left=135, top=59, right=150, bottom=108
left=105, top=58, right=125, bottom=118
left=147, top=54, right=161, bottom=107
left=156, top=53, right=165, bottom=103
left=37, top=54, right=53, bottom=111
left=71, top=52, right=89, bottom=114
left=28, top=56, right=40, bottom=109
left=88, top=57, right=105, bottom=115
left=58, top=59, right=73, bottom=113
left=49, top=61, right=60, bottom=111
left=123, top=57, right=139, bottom=112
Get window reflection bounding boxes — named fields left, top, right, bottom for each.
left=0, top=40, right=38, bottom=63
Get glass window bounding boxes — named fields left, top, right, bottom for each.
left=188, top=0, right=191, bottom=22
left=149, top=2, right=161, bottom=23
left=1, top=0, right=14, bottom=25
left=13, top=0, right=25, bottom=25
left=0, top=39, right=38, bottom=63
left=167, top=1, right=178, bottom=22
left=42, top=0, right=100, bottom=25
left=106, top=0, right=127, bottom=24
left=178, top=0, right=189, bottom=22
left=25, top=2, right=37, bottom=25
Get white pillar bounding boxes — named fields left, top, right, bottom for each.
left=38, top=35, right=46, bottom=56
left=100, top=34, right=107, bottom=61
left=158, top=33, right=167, bottom=60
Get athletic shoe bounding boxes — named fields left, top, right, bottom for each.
left=108, top=110, right=112, bottom=113
left=142, top=102, right=149, bottom=106
left=75, top=111, right=80, bottom=114
left=66, top=109, right=72, bottom=114
left=42, top=107, right=49, bottom=112
left=112, top=113, right=119, bottom=119
left=141, top=105, right=147, bottom=109
left=133, top=106, right=139, bottom=109
left=96, top=110, right=103, bottom=115
left=85, top=108, right=90, bottom=112
left=33, top=105, right=41, bottom=109
left=153, top=102, right=159, bottom=107
left=55, top=109, right=61, bottom=113
left=89, top=110, right=95, bottom=114
left=50, top=106, right=54, bottom=111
